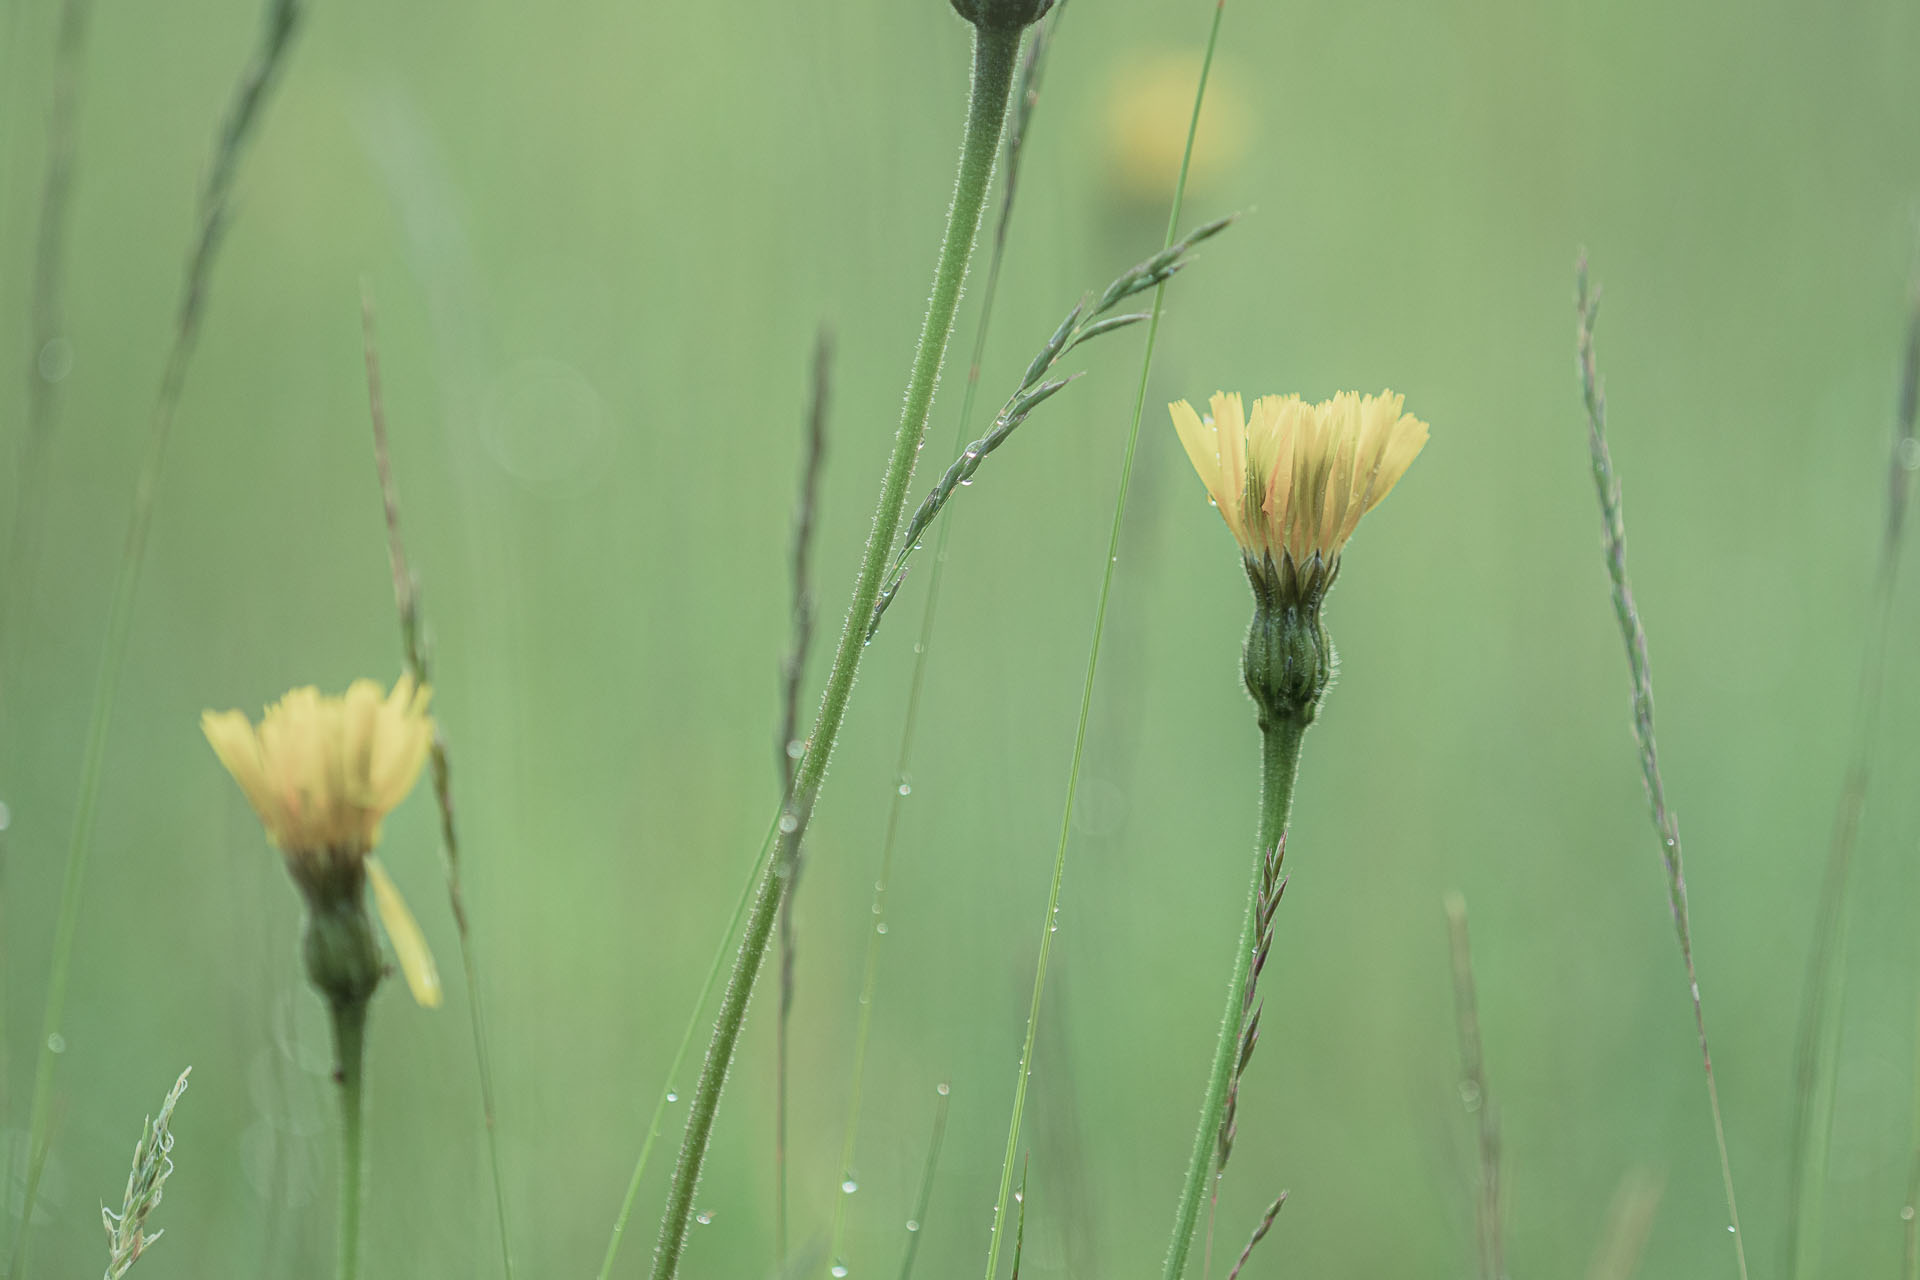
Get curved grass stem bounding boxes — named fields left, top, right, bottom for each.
left=643, top=26, right=1022, bottom=1280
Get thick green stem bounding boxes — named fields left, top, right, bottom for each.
left=1163, top=714, right=1307, bottom=1280
left=645, top=25, right=1020, bottom=1280
left=330, top=997, right=369, bottom=1280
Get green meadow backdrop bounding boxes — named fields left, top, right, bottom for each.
left=3, top=0, right=1920, bottom=1276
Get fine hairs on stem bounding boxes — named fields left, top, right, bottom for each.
left=361, top=292, right=517, bottom=1280
left=1574, top=256, right=1748, bottom=1279
left=1789, top=239, right=1920, bottom=1278
left=827, top=12, right=1061, bottom=1266
left=774, top=329, right=830, bottom=1265
left=988, top=6, right=1228, bottom=1279
left=644, top=22, right=1027, bottom=1280
left=1444, top=893, right=1504, bottom=1280
left=6, top=2, right=302, bottom=1269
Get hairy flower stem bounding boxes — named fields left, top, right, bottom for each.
left=328, top=998, right=369, bottom=1280
left=1164, top=713, right=1306, bottom=1280
left=645, top=26, right=1020, bottom=1280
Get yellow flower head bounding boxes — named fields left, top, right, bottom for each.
left=1169, top=389, right=1428, bottom=580
left=203, top=676, right=434, bottom=855
left=203, top=675, right=441, bottom=1007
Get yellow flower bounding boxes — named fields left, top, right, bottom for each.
left=1169, top=389, right=1429, bottom=574
left=203, top=676, right=442, bottom=1007
left=1104, top=51, right=1250, bottom=205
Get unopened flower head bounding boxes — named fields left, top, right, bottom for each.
left=1170, top=389, right=1428, bottom=600
left=203, top=675, right=441, bottom=1007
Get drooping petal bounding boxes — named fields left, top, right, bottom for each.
left=367, top=856, right=442, bottom=1008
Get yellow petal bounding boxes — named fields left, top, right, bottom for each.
left=367, top=857, right=442, bottom=1008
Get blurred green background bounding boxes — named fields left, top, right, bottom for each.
left=3, top=0, right=1920, bottom=1276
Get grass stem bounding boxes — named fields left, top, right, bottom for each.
left=644, top=27, right=1022, bottom=1280
left=361, top=294, right=517, bottom=1279
left=984, top=9, right=1225, bottom=1278
left=4, top=4, right=301, bottom=1269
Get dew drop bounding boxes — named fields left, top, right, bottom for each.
left=665, top=1091, right=678, bottom=1103
left=37, top=337, right=73, bottom=383
left=47, top=1033, right=66, bottom=1054
left=875, top=922, right=888, bottom=935
left=897, top=780, right=913, bottom=796
left=1013, top=1191, right=1023, bottom=1204
left=779, top=814, right=800, bottom=834
left=695, top=1210, right=714, bottom=1225
left=905, top=1218, right=921, bottom=1233
left=0, top=800, right=11, bottom=831
left=1903, top=1206, right=1916, bottom=1222
left=842, top=1177, right=859, bottom=1194
left=831, top=1266, right=849, bottom=1278
left=936, top=1082, right=951, bottom=1096
left=786, top=740, right=804, bottom=760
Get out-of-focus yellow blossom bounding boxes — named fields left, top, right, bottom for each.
left=203, top=676, right=441, bottom=1007
left=1105, top=51, right=1250, bottom=204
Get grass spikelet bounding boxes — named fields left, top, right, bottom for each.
left=1444, top=893, right=1503, bottom=1280
left=868, top=213, right=1236, bottom=638
left=1202, top=836, right=1283, bottom=1274
left=100, top=1068, right=190, bottom=1280
left=1574, top=255, right=1747, bottom=1280
left=360, top=292, right=516, bottom=1279
left=9, top=3, right=302, bottom=1266
left=774, top=329, right=831, bottom=1265
left=1223, top=1193, right=1285, bottom=1280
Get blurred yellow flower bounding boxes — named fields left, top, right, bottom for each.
left=1105, top=51, right=1250, bottom=204
left=1170, top=390, right=1428, bottom=572
left=203, top=675, right=441, bottom=1007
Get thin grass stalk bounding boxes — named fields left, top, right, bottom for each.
left=360, top=295, right=517, bottom=1279
left=897, top=1082, right=952, bottom=1280
left=774, top=330, right=831, bottom=1266
left=645, top=27, right=1023, bottom=1280
left=5, top=0, right=96, bottom=668
left=1788, top=246, right=1920, bottom=1278
left=824, top=16, right=1058, bottom=1261
left=1574, top=257, right=1748, bottom=1279
left=1007, top=1159, right=1031, bottom=1280
left=595, top=813, right=780, bottom=1280
left=5, top=5, right=301, bottom=1270
left=1444, top=892, right=1504, bottom=1280
left=988, top=8, right=1226, bottom=1278
left=1585, top=1170, right=1664, bottom=1280
left=1223, top=1193, right=1285, bottom=1280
